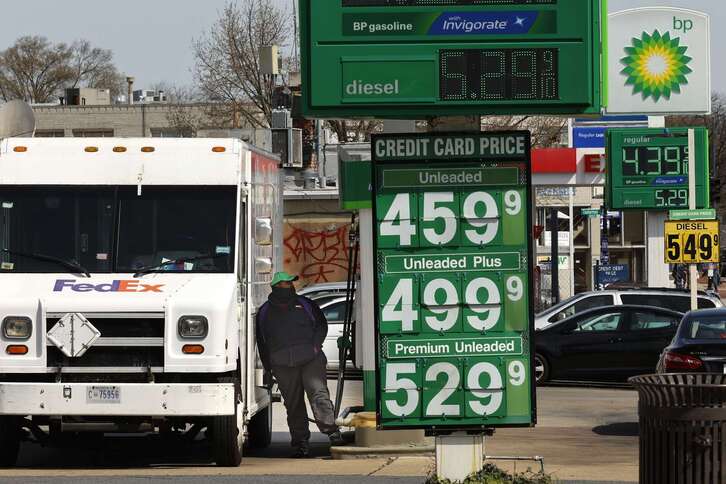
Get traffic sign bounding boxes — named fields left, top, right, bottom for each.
left=581, top=208, right=601, bottom=218
left=664, top=220, right=720, bottom=264
left=300, top=0, right=602, bottom=118
left=372, top=132, right=535, bottom=430
left=605, top=128, right=710, bottom=210
left=668, top=209, right=716, bottom=221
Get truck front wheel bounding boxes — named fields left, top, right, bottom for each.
left=211, top=391, right=244, bottom=466
left=0, top=417, right=21, bottom=467
left=246, top=401, right=272, bottom=449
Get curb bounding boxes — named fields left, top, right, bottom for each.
left=330, top=444, right=435, bottom=460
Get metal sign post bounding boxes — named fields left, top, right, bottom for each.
left=689, top=128, right=698, bottom=310
left=371, top=132, right=536, bottom=480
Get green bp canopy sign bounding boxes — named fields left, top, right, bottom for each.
left=372, top=132, right=535, bottom=430
left=607, top=8, right=711, bottom=114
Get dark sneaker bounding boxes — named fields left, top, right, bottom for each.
left=291, top=445, right=311, bottom=458
left=328, top=430, right=346, bottom=446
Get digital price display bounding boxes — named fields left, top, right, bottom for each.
left=606, top=128, right=710, bottom=211
left=300, top=0, right=600, bottom=117
left=440, top=49, right=557, bottom=101
left=372, top=132, right=535, bottom=430
left=343, top=0, right=557, bottom=6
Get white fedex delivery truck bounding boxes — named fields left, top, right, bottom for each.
left=0, top=137, right=281, bottom=466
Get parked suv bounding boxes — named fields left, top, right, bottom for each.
left=535, top=288, right=722, bottom=330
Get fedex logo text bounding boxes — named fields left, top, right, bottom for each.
left=53, top=280, right=164, bottom=293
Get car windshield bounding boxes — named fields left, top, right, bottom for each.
left=0, top=186, right=236, bottom=274
left=681, top=315, right=726, bottom=340
left=538, top=295, right=578, bottom=316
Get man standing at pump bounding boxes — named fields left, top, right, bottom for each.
left=256, top=272, right=345, bottom=458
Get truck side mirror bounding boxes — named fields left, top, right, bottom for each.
left=255, top=257, right=272, bottom=275
left=255, top=217, right=273, bottom=246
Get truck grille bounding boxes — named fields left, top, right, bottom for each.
left=46, top=313, right=164, bottom=372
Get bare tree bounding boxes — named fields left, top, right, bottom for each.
left=668, top=93, right=726, bottom=218
left=480, top=116, right=568, bottom=148
left=420, top=115, right=568, bottom=148
left=163, top=85, right=208, bottom=138
left=325, top=119, right=383, bottom=143
left=193, top=1, right=290, bottom=129
left=69, top=40, right=125, bottom=99
left=0, top=36, right=123, bottom=103
left=668, top=93, right=726, bottom=178
left=0, top=36, right=73, bottom=103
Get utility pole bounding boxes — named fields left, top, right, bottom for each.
left=550, top=208, right=559, bottom=304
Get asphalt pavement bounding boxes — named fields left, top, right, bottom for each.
left=0, top=478, right=422, bottom=484
left=3, top=381, right=640, bottom=483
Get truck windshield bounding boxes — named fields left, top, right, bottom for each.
left=116, top=187, right=236, bottom=273
left=0, top=186, right=237, bottom=274
left=0, top=187, right=115, bottom=273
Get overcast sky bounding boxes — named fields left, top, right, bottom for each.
left=0, top=0, right=721, bottom=93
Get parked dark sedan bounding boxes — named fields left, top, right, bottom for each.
left=535, top=305, right=684, bottom=384
left=657, top=308, right=726, bottom=374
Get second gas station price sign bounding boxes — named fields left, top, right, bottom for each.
left=372, top=132, right=535, bottom=430
left=606, top=128, right=710, bottom=210
left=299, top=0, right=602, bottom=118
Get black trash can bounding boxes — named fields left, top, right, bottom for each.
left=630, top=374, right=726, bottom=484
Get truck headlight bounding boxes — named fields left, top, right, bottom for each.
left=2, top=317, right=32, bottom=340
left=178, top=316, right=208, bottom=339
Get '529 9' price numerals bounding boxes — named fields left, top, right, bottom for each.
left=382, top=359, right=528, bottom=419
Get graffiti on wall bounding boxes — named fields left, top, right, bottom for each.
left=283, top=219, right=354, bottom=287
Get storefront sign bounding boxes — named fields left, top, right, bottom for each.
left=597, top=264, right=630, bottom=284
left=372, top=132, right=535, bottom=429
left=573, top=127, right=607, bottom=148
left=584, top=154, right=606, bottom=173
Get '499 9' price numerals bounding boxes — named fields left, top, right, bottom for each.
left=381, top=275, right=525, bottom=334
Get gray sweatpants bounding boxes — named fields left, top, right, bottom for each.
left=271, top=352, right=338, bottom=447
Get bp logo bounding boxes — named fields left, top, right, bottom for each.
left=621, top=30, right=693, bottom=102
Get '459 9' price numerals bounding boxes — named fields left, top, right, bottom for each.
left=378, top=190, right=523, bottom=247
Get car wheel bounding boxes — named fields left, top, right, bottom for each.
left=534, top=354, right=550, bottom=384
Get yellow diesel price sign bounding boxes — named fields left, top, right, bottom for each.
left=665, top=220, right=720, bottom=264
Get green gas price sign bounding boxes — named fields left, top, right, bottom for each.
left=606, top=128, right=710, bottom=210
left=372, top=132, right=536, bottom=430
left=299, top=0, right=602, bottom=118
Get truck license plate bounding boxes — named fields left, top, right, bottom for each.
left=87, top=386, right=121, bottom=404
